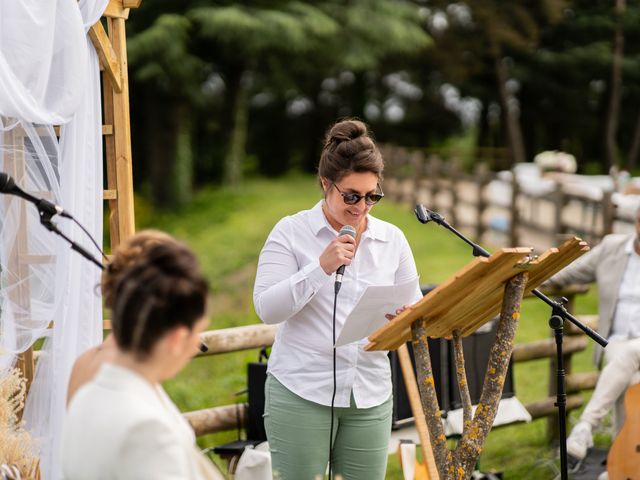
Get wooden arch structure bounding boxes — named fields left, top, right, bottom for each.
left=15, top=0, right=139, bottom=390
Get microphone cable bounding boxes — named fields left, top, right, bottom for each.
left=327, top=224, right=355, bottom=479
left=328, top=287, right=338, bottom=479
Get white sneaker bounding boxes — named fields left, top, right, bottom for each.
left=566, top=421, right=594, bottom=460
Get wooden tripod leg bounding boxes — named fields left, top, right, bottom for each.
left=397, top=343, right=440, bottom=480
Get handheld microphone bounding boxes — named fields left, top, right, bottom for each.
left=0, top=172, right=70, bottom=218
left=335, top=224, right=356, bottom=294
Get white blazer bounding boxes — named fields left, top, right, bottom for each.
left=63, top=363, right=223, bottom=480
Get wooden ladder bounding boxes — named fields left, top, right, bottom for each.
left=13, top=0, right=140, bottom=393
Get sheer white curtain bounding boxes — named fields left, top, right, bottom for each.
left=0, top=1, right=108, bottom=478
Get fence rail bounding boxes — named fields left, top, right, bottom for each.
left=185, top=286, right=598, bottom=442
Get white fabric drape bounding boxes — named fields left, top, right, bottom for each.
left=0, top=1, right=108, bottom=478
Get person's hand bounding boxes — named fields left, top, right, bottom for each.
left=385, top=304, right=411, bottom=321
left=319, top=233, right=356, bottom=274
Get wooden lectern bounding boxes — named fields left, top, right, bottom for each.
left=368, top=238, right=589, bottom=480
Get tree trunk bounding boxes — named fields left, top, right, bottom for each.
left=455, top=271, right=527, bottom=476
left=604, top=0, right=625, bottom=171
left=626, top=109, right=640, bottom=171
left=411, top=272, right=528, bottom=480
left=411, top=319, right=453, bottom=479
left=222, top=70, right=250, bottom=187
left=304, top=81, right=327, bottom=174
left=173, top=102, right=193, bottom=207
left=494, top=53, right=526, bottom=169
left=145, top=92, right=177, bottom=209
left=352, top=71, right=367, bottom=120
left=145, top=95, right=192, bottom=209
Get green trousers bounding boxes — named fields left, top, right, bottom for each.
left=263, top=374, right=392, bottom=480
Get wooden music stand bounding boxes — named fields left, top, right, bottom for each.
left=367, top=237, right=589, bottom=480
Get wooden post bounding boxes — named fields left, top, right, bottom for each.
left=3, top=129, right=36, bottom=410
left=410, top=151, right=425, bottom=206
left=397, top=344, right=440, bottom=479
left=509, top=170, right=520, bottom=247
left=427, top=155, right=441, bottom=211
left=474, top=163, right=490, bottom=241
left=602, top=190, right=615, bottom=236
left=448, top=159, right=461, bottom=227
left=552, top=182, right=565, bottom=245
left=102, top=14, right=136, bottom=248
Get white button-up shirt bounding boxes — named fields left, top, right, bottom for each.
left=253, top=201, right=423, bottom=408
left=610, top=237, right=640, bottom=341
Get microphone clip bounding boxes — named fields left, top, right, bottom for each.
left=414, top=204, right=445, bottom=226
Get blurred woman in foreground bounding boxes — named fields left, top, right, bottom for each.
left=63, top=232, right=223, bottom=479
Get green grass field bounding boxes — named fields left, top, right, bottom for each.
left=137, top=174, right=604, bottom=478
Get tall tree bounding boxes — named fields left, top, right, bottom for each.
left=424, top=1, right=567, bottom=168
left=604, top=0, right=626, bottom=170
left=189, top=3, right=339, bottom=187
left=127, top=12, right=206, bottom=208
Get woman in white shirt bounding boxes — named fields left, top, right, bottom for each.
left=63, top=233, right=223, bottom=480
left=254, top=119, right=423, bottom=479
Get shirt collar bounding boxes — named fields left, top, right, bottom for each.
left=308, top=200, right=389, bottom=242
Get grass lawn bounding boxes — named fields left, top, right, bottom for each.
left=137, top=173, right=604, bottom=478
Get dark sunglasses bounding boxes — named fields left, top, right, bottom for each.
left=332, top=183, right=384, bottom=206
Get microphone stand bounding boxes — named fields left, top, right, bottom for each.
left=38, top=208, right=104, bottom=270
left=414, top=204, right=607, bottom=480
left=37, top=207, right=210, bottom=355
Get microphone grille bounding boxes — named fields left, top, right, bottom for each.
left=339, top=225, right=356, bottom=238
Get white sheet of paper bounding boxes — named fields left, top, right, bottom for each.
left=336, top=277, right=419, bottom=347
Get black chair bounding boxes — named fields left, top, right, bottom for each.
left=211, top=347, right=269, bottom=470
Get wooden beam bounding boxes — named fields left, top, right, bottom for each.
left=102, top=53, right=120, bottom=247
left=18, top=255, right=54, bottom=265
left=102, top=16, right=136, bottom=247
left=198, top=324, right=277, bottom=356
left=512, top=335, right=587, bottom=362
left=526, top=394, right=583, bottom=419
left=103, top=189, right=117, bottom=200
left=185, top=404, right=247, bottom=437
left=89, top=22, right=122, bottom=93
left=122, top=0, right=142, bottom=8
left=102, top=124, right=114, bottom=135
left=103, top=0, right=130, bottom=19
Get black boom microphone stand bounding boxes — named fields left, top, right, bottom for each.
left=0, top=172, right=210, bottom=353
left=414, top=204, right=607, bottom=480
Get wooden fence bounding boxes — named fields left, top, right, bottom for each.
left=183, top=146, right=639, bottom=456
left=380, top=145, right=638, bottom=251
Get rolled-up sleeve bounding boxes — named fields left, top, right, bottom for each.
left=253, top=218, right=331, bottom=325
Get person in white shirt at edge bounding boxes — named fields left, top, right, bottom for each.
left=253, top=118, right=423, bottom=480
left=63, top=232, right=224, bottom=479
left=544, top=206, right=640, bottom=464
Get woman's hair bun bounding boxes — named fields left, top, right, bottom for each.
left=318, top=118, right=383, bottom=185
left=327, top=119, right=367, bottom=145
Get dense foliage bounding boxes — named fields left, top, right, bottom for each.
left=125, top=1, right=640, bottom=208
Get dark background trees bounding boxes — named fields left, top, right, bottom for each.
left=124, top=1, right=640, bottom=209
